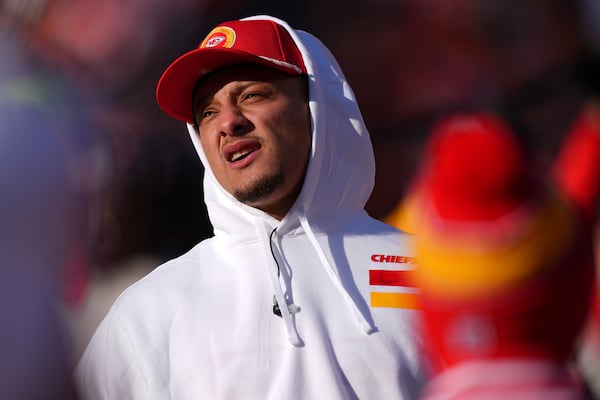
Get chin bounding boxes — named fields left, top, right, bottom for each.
left=233, top=173, right=284, bottom=205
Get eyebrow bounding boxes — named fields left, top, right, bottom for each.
left=194, top=81, right=264, bottom=110
left=192, top=87, right=212, bottom=117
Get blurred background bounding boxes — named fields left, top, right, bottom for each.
left=1, top=0, right=599, bottom=398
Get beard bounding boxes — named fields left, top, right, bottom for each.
left=233, top=172, right=284, bottom=205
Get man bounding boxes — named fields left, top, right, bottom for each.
left=76, top=15, right=427, bottom=399
left=407, top=111, right=596, bottom=399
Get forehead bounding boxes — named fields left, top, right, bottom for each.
left=193, top=64, right=298, bottom=103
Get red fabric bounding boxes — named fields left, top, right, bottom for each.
left=553, top=104, right=600, bottom=222
left=412, top=110, right=596, bottom=381
left=156, top=18, right=306, bottom=123
left=419, top=232, right=595, bottom=371
left=369, top=269, right=414, bottom=286
left=425, top=113, right=535, bottom=221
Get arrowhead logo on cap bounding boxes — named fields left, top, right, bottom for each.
left=201, top=26, right=236, bottom=48
left=156, top=18, right=307, bottom=124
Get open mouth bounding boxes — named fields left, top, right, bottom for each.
left=224, top=140, right=261, bottom=164
left=230, top=149, right=252, bottom=162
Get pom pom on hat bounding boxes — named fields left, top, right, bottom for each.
left=425, top=113, right=535, bottom=221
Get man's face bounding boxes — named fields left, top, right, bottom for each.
left=193, top=64, right=311, bottom=220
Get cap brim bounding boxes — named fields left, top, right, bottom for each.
left=156, top=48, right=300, bottom=124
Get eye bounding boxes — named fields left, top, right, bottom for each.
left=240, top=84, right=274, bottom=102
left=197, top=109, right=215, bottom=122
left=241, top=92, right=262, bottom=101
left=201, top=110, right=214, bottom=119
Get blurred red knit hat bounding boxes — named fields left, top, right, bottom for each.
left=408, top=111, right=594, bottom=367
left=156, top=18, right=306, bottom=124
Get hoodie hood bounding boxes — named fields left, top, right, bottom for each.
left=184, top=16, right=378, bottom=346
left=186, top=15, right=375, bottom=243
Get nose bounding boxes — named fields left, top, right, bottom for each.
left=218, top=105, right=250, bottom=137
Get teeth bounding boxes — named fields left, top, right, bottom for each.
left=231, top=150, right=250, bottom=162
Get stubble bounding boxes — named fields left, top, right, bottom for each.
left=233, top=172, right=284, bottom=205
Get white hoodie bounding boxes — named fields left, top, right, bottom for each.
left=76, top=15, right=428, bottom=400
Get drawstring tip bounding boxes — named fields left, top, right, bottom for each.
left=289, top=304, right=301, bottom=314
left=362, top=322, right=378, bottom=335
left=273, top=294, right=301, bottom=317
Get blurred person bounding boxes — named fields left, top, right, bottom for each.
left=406, top=111, right=597, bottom=399
left=5, top=0, right=219, bottom=364
left=76, top=15, right=428, bottom=399
left=0, top=24, right=89, bottom=400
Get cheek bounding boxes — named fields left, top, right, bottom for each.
left=277, top=118, right=311, bottom=169
left=288, top=106, right=312, bottom=156
left=276, top=103, right=311, bottom=139
left=199, top=133, right=220, bottom=170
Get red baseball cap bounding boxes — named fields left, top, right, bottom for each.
left=156, top=18, right=307, bottom=124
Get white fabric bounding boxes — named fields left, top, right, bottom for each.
left=76, top=15, right=427, bottom=400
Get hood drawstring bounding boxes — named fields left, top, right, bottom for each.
left=258, top=222, right=303, bottom=347
left=298, top=208, right=376, bottom=335
left=259, top=210, right=375, bottom=347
